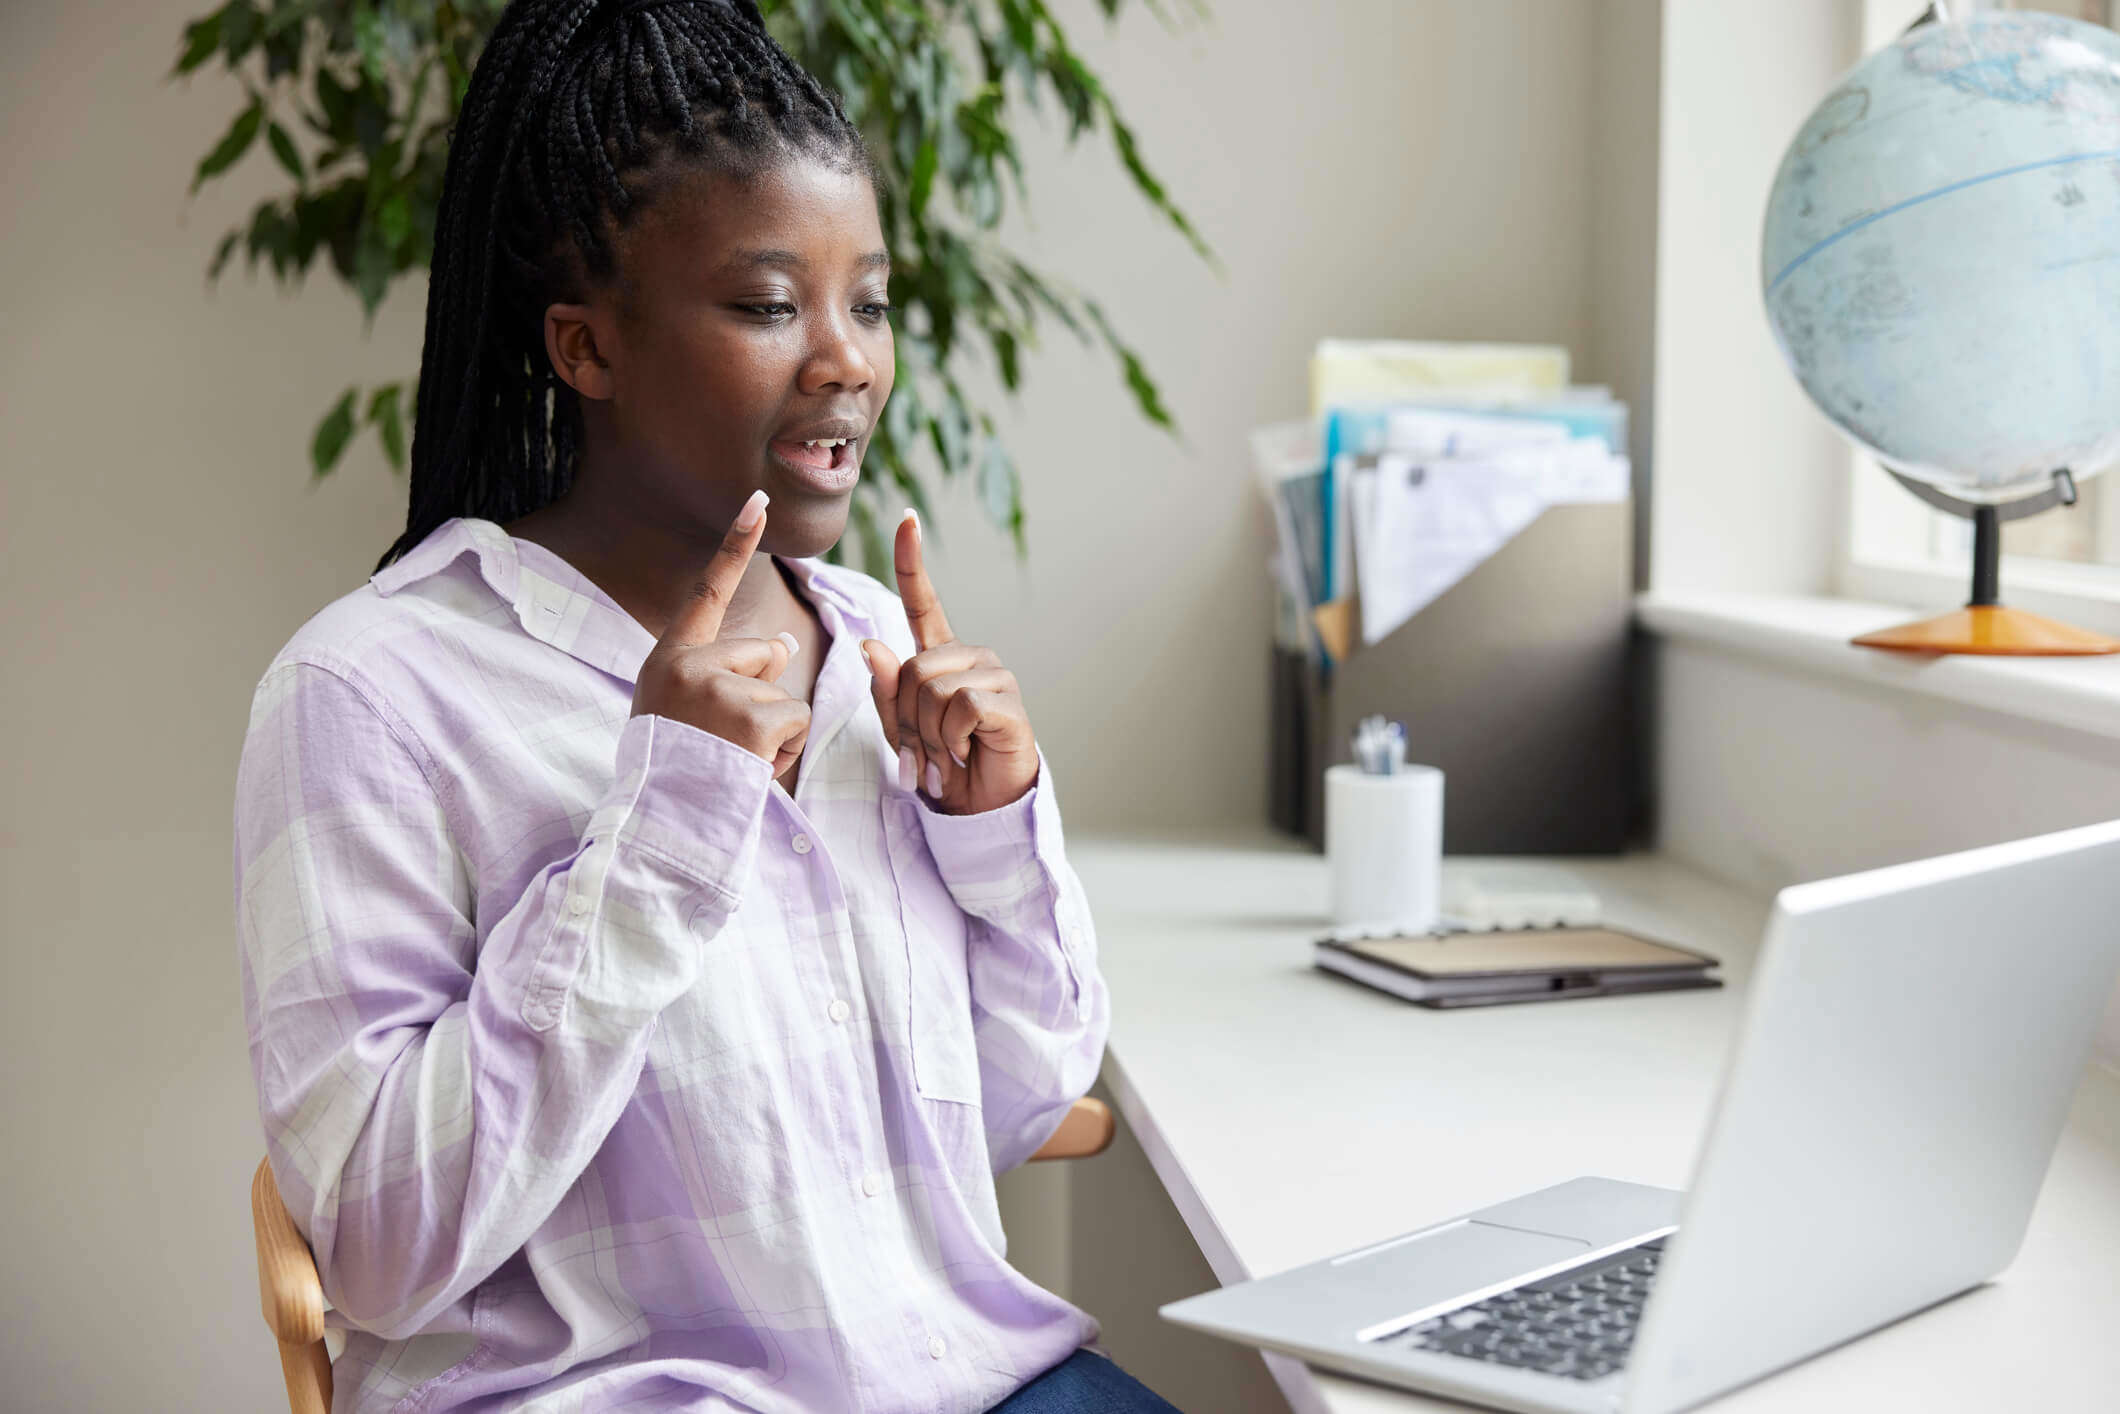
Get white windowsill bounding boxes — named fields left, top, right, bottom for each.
left=1636, top=590, right=2120, bottom=745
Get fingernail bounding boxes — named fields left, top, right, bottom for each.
left=897, top=747, right=917, bottom=792
left=736, top=488, right=768, bottom=530
left=925, top=759, right=942, bottom=796
left=775, top=631, right=800, bottom=656
left=950, top=751, right=966, bottom=768
left=902, top=507, right=920, bottom=537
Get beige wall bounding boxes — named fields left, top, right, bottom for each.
left=3, top=2, right=416, bottom=1407
left=1, top=1, right=1627, bottom=1408
left=929, top=0, right=1606, bottom=832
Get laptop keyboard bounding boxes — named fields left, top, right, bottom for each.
left=1382, top=1238, right=1664, bottom=1382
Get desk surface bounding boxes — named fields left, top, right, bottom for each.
left=1071, top=831, right=2120, bottom=1414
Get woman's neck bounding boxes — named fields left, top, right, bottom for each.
left=504, top=478, right=805, bottom=645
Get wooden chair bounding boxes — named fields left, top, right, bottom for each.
left=252, top=1096, right=1116, bottom=1414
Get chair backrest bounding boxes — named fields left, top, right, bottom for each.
left=250, top=1158, right=333, bottom=1414
left=250, top=1096, right=1114, bottom=1413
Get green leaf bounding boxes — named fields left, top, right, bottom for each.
left=908, top=139, right=938, bottom=223
left=853, top=496, right=891, bottom=578
left=267, top=121, right=304, bottom=182
left=295, top=177, right=362, bottom=274
left=172, top=8, right=225, bottom=76
left=993, top=328, right=1020, bottom=392
left=927, top=389, right=970, bottom=476
left=352, top=84, right=390, bottom=156
left=352, top=224, right=391, bottom=318
left=999, top=0, right=1036, bottom=57
left=353, top=6, right=388, bottom=86
left=206, top=230, right=241, bottom=283
left=222, top=0, right=260, bottom=63
left=1105, top=108, right=1214, bottom=263
left=376, top=191, right=411, bottom=249
left=245, top=201, right=297, bottom=280
left=312, top=66, right=354, bottom=142
left=888, top=451, right=937, bottom=528
left=311, top=387, right=357, bottom=477
left=191, top=97, right=263, bottom=192
left=977, top=437, right=1019, bottom=533
left=263, top=23, right=302, bottom=80
left=1085, top=300, right=1175, bottom=431
left=365, top=383, right=406, bottom=470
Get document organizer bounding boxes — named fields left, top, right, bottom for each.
left=1269, top=499, right=1637, bottom=855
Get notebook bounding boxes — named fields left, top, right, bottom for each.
left=1313, top=928, right=1721, bottom=1009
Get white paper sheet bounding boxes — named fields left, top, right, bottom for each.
left=1351, top=440, right=1629, bottom=646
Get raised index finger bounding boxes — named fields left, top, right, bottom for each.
left=664, top=489, right=768, bottom=647
left=894, top=508, right=954, bottom=651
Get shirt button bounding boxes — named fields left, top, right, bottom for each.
left=861, top=1172, right=883, bottom=1197
left=927, top=1336, right=947, bottom=1360
left=791, top=832, right=812, bottom=855
left=828, top=999, right=851, bottom=1024
left=568, top=892, right=590, bottom=915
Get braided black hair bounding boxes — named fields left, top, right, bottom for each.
left=378, top=0, right=869, bottom=570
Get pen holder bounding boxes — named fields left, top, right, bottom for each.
left=1326, top=763, right=1445, bottom=933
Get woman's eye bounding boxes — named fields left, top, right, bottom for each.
left=738, top=302, right=796, bottom=318
left=856, top=302, right=895, bottom=323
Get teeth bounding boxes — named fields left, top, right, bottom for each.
left=801, top=438, right=850, bottom=449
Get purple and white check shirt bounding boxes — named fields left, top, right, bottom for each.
left=233, top=517, right=1109, bottom=1412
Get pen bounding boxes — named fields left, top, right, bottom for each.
left=1353, top=714, right=1406, bottom=775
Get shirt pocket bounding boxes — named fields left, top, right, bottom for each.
left=880, top=799, right=984, bottom=1107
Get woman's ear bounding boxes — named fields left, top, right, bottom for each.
left=544, top=303, right=618, bottom=401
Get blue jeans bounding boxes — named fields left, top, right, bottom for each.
left=987, top=1348, right=1185, bottom=1413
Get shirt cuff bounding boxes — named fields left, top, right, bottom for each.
left=913, top=749, right=1065, bottom=910
left=596, top=713, right=776, bottom=906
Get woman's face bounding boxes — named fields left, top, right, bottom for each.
left=565, top=154, right=895, bottom=558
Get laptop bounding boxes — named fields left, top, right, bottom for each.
left=1162, top=820, right=2120, bottom=1413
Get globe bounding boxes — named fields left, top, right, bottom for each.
left=1762, top=11, right=2120, bottom=506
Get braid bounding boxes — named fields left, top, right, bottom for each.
left=379, top=0, right=869, bottom=571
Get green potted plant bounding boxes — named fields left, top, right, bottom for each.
left=174, top=0, right=1212, bottom=567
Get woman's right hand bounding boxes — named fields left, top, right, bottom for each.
left=629, top=489, right=810, bottom=777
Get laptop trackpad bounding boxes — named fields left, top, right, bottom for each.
left=1333, top=1221, right=1591, bottom=1334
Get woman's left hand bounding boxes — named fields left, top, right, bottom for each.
left=862, top=510, right=1038, bottom=816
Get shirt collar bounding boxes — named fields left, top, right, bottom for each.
left=776, top=554, right=871, bottom=627
left=372, top=517, right=876, bottom=684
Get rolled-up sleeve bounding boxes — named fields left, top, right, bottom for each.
left=234, top=659, right=772, bottom=1338
left=916, top=750, right=1111, bottom=1173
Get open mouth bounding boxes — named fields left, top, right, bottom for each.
left=774, top=436, right=856, bottom=472
left=768, top=433, right=862, bottom=491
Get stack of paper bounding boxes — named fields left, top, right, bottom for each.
left=1253, top=341, right=1631, bottom=663
left=1310, top=340, right=1570, bottom=416
left=1346, top=433, right=1628, bottom=647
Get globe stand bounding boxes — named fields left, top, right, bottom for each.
left=1852, top=468, right=2120, bottom=655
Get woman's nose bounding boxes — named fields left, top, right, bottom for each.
left=799, top=315, right=875, bottom=395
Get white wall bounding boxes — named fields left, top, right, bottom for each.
left=0, top=2, right=1623, bottom=1409
left=1654, top=635, right=2120, bottom=1064
left=1649, top=0, right=1858, bottom=597
left=1586, top=0, right=1664, bottom=578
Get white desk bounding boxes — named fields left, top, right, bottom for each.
left=1070, top=831, right=2120, bottom=1414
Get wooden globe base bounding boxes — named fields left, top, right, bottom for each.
left=1852, top=604, right=2120, bottom=656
